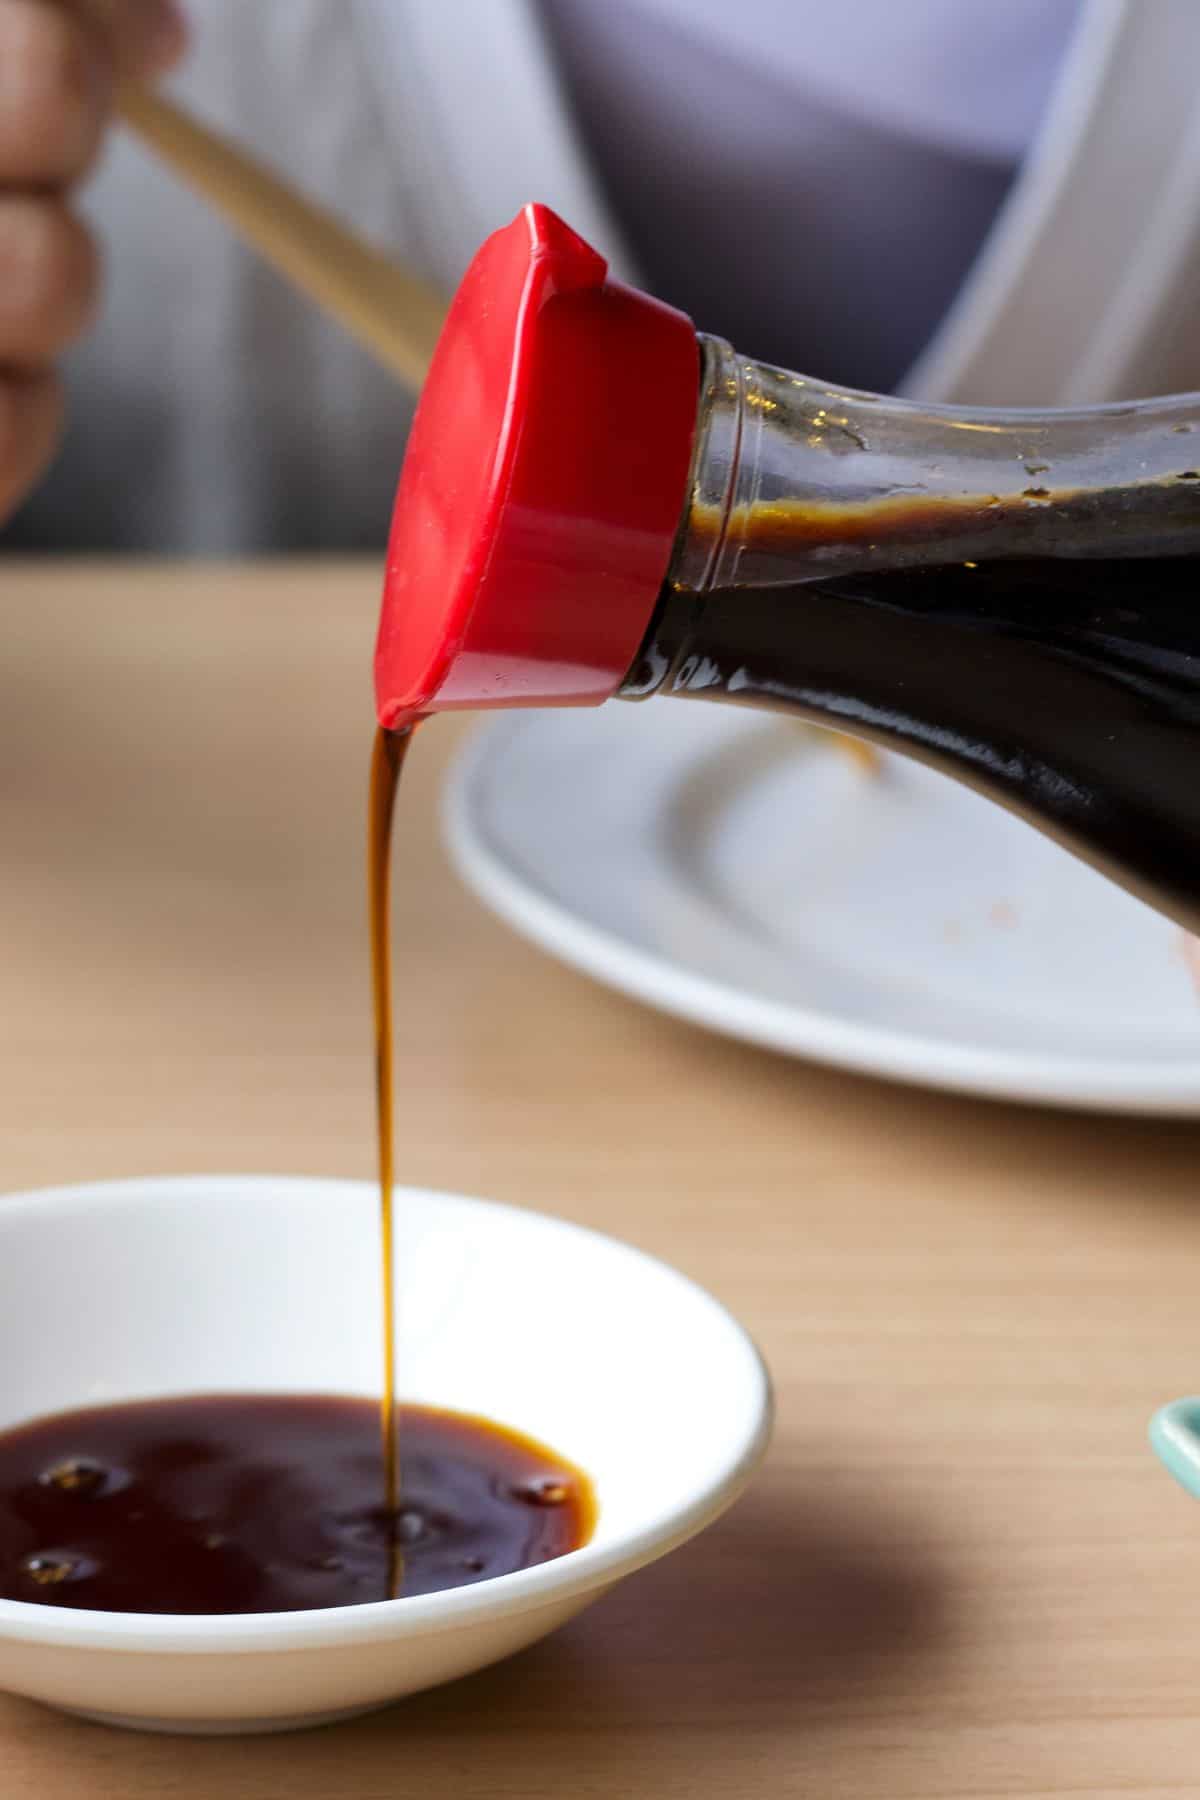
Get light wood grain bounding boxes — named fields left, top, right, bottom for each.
left=117, top=89, right=445, bottom=390
left=2, top=561, right=1200, bottom=1797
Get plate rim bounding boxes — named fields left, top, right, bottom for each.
left=443, top=712, right=1200, bottom=1115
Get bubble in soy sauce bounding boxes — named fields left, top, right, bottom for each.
left=19, top=1549, right=95, bottom=1587
left=38, top=1458, right=112, bottom=1497
left=513, top=1478, right=571, bottom=1507
left=396, top=1509, right=427, bottom=1545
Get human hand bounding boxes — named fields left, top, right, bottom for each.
left=0, top=0, right=186, bottom=523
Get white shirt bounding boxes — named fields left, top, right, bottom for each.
left=539, top=0, right=1080, bottom=389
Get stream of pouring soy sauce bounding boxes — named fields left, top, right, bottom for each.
left=367, top=722, right=416, bottom=1598
left=0, top=724, right=595, bottom=1616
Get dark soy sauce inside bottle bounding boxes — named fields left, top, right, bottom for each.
left=622, top=344, right=1200, bottom=933
left=631, top=494, right=1200, bottom=930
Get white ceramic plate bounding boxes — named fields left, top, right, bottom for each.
left=445, top=706, right=1200, bottom=1114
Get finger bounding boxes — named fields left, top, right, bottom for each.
left=0, top=197, right=99, bottom=362
left=0, top=0, right=108, bottom=185
left=74, top=0, right=188, bottom=80
left=0, top=367, right=62, bottom=521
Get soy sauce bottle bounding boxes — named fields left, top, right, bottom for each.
left=375, top=207, right=1200, bottom=932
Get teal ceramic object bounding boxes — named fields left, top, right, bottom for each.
left=1149, top=1398, right=1200, bottom=1498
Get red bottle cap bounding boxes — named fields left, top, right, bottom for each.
left=374, top=205, right=699, bottom=727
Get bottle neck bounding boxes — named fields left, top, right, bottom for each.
left=616, top=338, right=1200, bottom=930
left=628, top=334, right=1200, bottom=692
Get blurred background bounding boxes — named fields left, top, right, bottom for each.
left=5, top=0, right=1200, bottom=559
left=4, top=0, right=1200, bottom=1119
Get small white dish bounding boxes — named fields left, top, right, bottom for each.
left=0, top=1175, right=770, bottom=1734
left=445, top=706, right=1200, bottom=1114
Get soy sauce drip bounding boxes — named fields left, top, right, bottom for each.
left=367, top=722, right=416, bottom=1598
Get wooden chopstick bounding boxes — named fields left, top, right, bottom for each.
left=116, top=86, right=446, bottom=391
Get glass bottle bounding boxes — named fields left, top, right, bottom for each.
left=376, top=207, right=1200, bottom=931
left=623, top=334, right=1200, bottom=929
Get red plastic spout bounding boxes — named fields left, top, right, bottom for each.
left=374, top=205, right=700, bottom=729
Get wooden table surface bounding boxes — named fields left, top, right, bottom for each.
left=3, top=560, right=1200, bottom=1797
